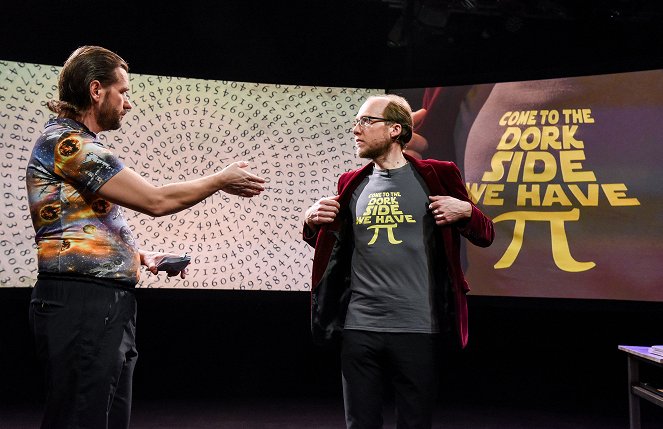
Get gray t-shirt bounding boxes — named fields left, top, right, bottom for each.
left=345, top=163, right=440, bottom=333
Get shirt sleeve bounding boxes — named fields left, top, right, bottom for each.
left=54, top=131, right=125, bottom=193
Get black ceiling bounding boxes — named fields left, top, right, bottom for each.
left=2, top=0, right=663, bottom=88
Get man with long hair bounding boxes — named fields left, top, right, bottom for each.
left=26, top=46, right=265, bottom=429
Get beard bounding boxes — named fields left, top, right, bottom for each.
left=356, top=138, right=392, bottom=160
left=96, top=97, right=123, bottom=131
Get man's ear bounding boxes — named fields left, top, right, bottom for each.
left=89, top=80, right=102, bottom=100
left=390, top=122, right=402, bottom=140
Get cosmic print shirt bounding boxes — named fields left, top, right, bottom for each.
left=26, top=118, right=141, bottom=285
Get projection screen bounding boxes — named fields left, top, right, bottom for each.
left=2, top=60, right=662, bottom=301
left=395, top=69, right=663, bottom=301
left=0, top=60, right=380, bottom=290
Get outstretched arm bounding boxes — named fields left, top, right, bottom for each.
left=98, top=161, right=266, bottom=217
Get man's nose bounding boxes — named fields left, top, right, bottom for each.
left=352, top=122, right=361, bottom=134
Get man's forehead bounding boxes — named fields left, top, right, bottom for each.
left=116, top=67, right=129, bottom=82
left=358, top=97, right=387, bottom=115
left=113, top=67, right=130, bottom=89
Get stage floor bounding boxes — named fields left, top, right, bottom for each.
left=1, top=397, right=658, bottom=429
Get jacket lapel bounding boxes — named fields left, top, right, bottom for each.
left=404, top=153, right=449, bottom=196
left=322, top=163, right=373, bottom=233
left=338, top=162, right=374, bottom=206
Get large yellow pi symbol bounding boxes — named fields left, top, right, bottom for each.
left=367, top=224, right=403, bottom=245
left=493, top=208, right=595, bottom=272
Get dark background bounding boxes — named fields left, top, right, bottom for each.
left=2, top=0, right=663, bottom=423
left=2, top=0, right=663, bottom=88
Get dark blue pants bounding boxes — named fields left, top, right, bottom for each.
left=29, top=277, right=138, bottom=429
left=341, top=330, right=440, bottom=429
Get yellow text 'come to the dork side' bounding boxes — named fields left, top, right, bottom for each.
left=466, top=108, right=639, bottom=208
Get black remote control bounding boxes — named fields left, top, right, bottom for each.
left=156, top=254, right=191, bottom=272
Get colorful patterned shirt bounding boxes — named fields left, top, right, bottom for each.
left=26, top=118, right=141, bottom=285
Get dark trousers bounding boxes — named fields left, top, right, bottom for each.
left=341, top=330, right=440, bottom=429
left=29, top=277, right=138, bottom=429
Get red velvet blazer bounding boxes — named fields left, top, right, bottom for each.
left=303, top=153, right=494, bottom=348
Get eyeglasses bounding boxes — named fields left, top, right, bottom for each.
left=352, top=116, right=391, bottom=128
